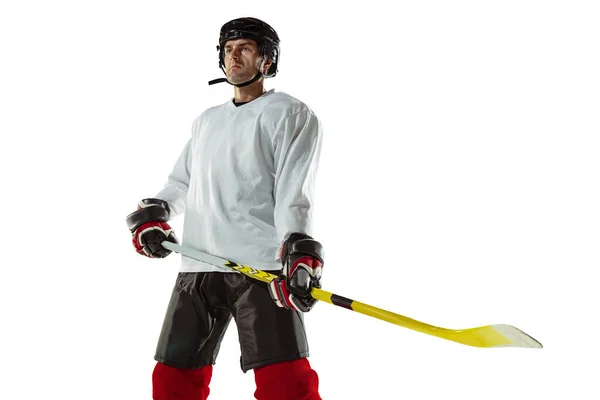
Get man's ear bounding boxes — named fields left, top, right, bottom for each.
left=263, top=57, right=273, bottom=74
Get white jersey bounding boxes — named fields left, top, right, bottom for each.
left=154, top=89, right=323, bottom=272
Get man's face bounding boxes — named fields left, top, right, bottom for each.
left=223, top=38, right=269, bottom=84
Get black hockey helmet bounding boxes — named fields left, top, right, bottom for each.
left=208, top=17, right=280, bottom=87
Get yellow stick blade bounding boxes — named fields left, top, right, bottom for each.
left=311, top=288, right=543, bottom=348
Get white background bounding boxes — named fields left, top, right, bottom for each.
left=1, top=1, right=599, bottom=399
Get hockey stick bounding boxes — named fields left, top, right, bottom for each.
left=161, top=241, right=542, bottom=349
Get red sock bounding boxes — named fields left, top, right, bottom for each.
left=254, top=358, right=321, bottom=400
left=152, top=362, right=212, bottom=400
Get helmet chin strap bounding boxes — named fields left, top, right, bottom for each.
left=208, top=58, right=267, bottom=87
left=208, top=72, right=263, bottom=87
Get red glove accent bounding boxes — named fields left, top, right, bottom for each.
left=268, top=233, right=324, bottom=312
left=132, top=221, right=177, bottom=258
left=126, top=199, right=177, bottom=258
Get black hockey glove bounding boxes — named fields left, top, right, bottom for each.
left=125, top=198, right=178, bottom=258
left=268, top=233, right=324, bottom=312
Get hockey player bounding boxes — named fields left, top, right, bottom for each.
left=125, top=17, right=324, bottom=400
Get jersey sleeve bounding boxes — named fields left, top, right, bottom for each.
left=272, top=110, right=323, bottom=256
left=153, top=137, right=192, bottom=217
